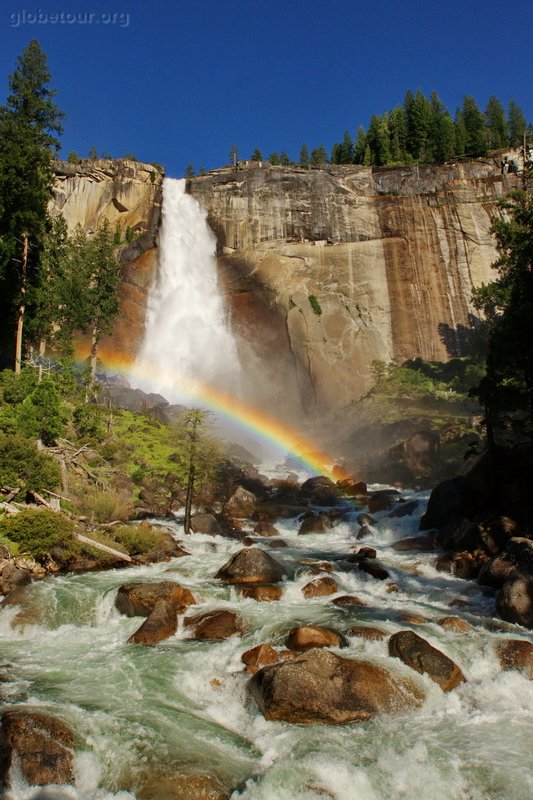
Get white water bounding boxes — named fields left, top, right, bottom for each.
left=135, top=178, right=242, bottom=404
left=2, top=496, right=532, bottom=799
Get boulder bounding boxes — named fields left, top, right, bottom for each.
left=357, top=561, right=390, bottom=581
left=437, top=616, right=471, bottom=634
left=184, top=609, right=244, bottom=640
left=368, top=490, right=401, bottom=513
left=0, top=709, right=75, bottom=789
left=357, top=513, right=376, bottom=526
left=286, top=625, right=343, bottom=651
left=388, top=630, right=465, bottom=691
left=241, top=643, right=280, bottom=674
left=302, top=576, right=338, bottom=598
left=253, top=521, right=280, bottom=537
left=392, top=534, right=438, bottom=552
left=225, top=486, right=257, bottom=518
left=240, top=585, right=283, bottom=602
left=249, top=647, right=424, bottom=724
left=215, top=548, right=286, bottom=584
left=348, top=547, right=377, bottom=561
left=356, top=525, right=373, bottom=540
left=496, top=577, right=533, bottom=628
left=268, top=539, right=287, bottom=548
left=419, top=476, right=465, bottom=530
left=300, top=476, right=340, bottom=505
left=496, top=639, right=533, bottom=679
left=479, top=538, right=533, bottom=588
left=189, top=514, right=222, bottom=535
left=435, top=550, right=488, bottom=580
left=337, top=479, right=368, bottom=498
left=115, top=582, right=196, bottom=617
left=298, top=514, right=333, bottom=535
left=135, top=768, right=229, bottom=800
left=348, top=626, right=386, bottom=641
left=331, top=595, right=366, bottom=607
left=398, top=613, right=431, bottom=625
left=128, top=599, right=177, bottom=645
left=388, top=500, right=419, bottom=519
left=0, top=562, right=31, bottom=596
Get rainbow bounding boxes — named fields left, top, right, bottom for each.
left=76, top=346, right=348, bottom=480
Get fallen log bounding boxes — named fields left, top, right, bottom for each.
left=75, top=534, right=133, bottom=563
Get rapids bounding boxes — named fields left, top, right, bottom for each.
left=1, top=490, right=532, bottom=799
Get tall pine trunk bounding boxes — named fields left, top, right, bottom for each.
left=14, top=234, right=28, bottom=375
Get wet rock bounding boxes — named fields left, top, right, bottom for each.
left=242, top=536, right=255, bottom=546
left=479, top=538, right=533, bottom=588
left=240, top=585, right=283, bottom=602
left=448, top=598, right=470, bottom=608
left=398, top=613, right=431, bottom=625
left=184, top=609, right=244, bottom=640
left=393, top=534, right=438, bottom=552
left=357, top=561, right=390, bottom=581
left=0, top=709, right=75, bottom=789
left=419, top=476, right=465, bottom=530
left=388, top=500, right=419, bottom=519
left=437, top=616, right=471, bottom=634
left=388, top=630, right=465, bottom=691
left=496, top=639, right=533, bottom=679
left=496, top=577, right=533, bottom=628
left=249, top=647, right=424, bottom=724
left=135, top=768, right=229, bottom=800
left=241, top=643, right=280, bottom=674
left=386, top=582, right=399, bottom=593
left=298, top=514, right=333, bottom=535
left=215, top=547, right=286, bottom=584
left=337, top=479, right=368, bottom=498
left=300, top=476, right=340, bottom=506
left=0, top=562, right=31, bottom=596
left=357, top=513, right=376, bottom=526
left=331, top=595, right=366, bottom=607
left=262, top=503, right=309, bottom=519
left=435, top=550, right=488, bottom=580
left=302, top=576, right=338, bottom=598
left=368, top=490, right=401, bottom=513
left=268, top=539, right=287, bottom=548
left=225, top=485, right=258, bottom=518
left=348, top=626, right=386, bottom=641
left=348, top=547, right=377, bottom=561
left=356, top=525, right=373, bottom=540
left=286, top=625, right=343, bottom=651
left=189, top=514, right=222, bottom=535
left=253, top=521, right=280, bottom=537
left=128, top=599, right=177, bottom=645
left=115, top=582, right=196, bottom=617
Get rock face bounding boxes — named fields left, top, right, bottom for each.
left=496, top=639, right=533, bottom=679
left=0, top=709, right=75, bottom=789
left=189, top=162, right=508, bottom=412
left=249, top=647, right=424, bottom=724
left=128, top=599, right=178, bottom=645
left=115, top=582, right=196, bottom=616
left=184, top=610, right=244, bottom=640
left=388, top=630, right=465, bottom=691
left=215, top=548, right=286, bottom=584
left=52, top=159, right=162, bottom=359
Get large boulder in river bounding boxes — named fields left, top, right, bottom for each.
left=225, top=486, right=257, bottom=518
left=0, top=709, right=75, bottom=789
left=286, top=625, right=343, bottom=651
left=184, top=609, right=244, bottom=640
left=496, top=577, right=533, bottom=628
left=249, top=647, right=424, bottom=724
left=215, top=548, right=286, bottom=584
left=115, top=582, right=196, bottom=617
left=388, top=630, right=465, bottom=691
left=496, top=639, right=533, bottom=679
left=189, top=514, right=222, bottom=535
left=298, top=513, right=333, bottom=535
left=240, top=584, right=283, bottom=601
left=128, top=599, right=178, bottom=645
left=302, top=576, right=338, bottom=598
left=0, top=561, right=31, bottom=596
left=299, top=476, right=340, bottom=505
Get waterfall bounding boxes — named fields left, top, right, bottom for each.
left=135, top=178, right=241, bottom=402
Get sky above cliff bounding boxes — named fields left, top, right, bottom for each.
left=1, top=0, right=532, bottom=177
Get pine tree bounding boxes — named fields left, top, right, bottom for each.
left=268, top=151, right=281, bottom=165
left=429, top=91, right=455, bottom=163
left=338, top=130, right=353, bottom=164
left=404, top=90, right=432, bottom=161
left=508, top=100, right=527, bottom=147
left=485, top=97, right=508, bottom=149
left=454, top=108, right=467, bottom=156
left=366, top=114, right=391, bottom=166
left=0, top=40, right=64, bottom=372
left=310, top=145, right=328, bottom=166
left=185, top=164, right=195, bottom=178
left=462, top=96, right=488, bottom=157
left=251, top=147, right=263, bottom=162
left=299, top=144, right=310, bottom=167
left=353, top=126, right=367, bottom=164
left=280, top=151, right=291, bottom=166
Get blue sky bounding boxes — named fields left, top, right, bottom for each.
left=1, top=0, right=531, bottom=178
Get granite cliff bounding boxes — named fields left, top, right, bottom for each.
left=53, top=158, right=519, bottom=415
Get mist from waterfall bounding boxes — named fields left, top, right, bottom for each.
left=135, top=178, right=242, bottom=404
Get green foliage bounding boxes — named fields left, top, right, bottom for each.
left=472, top=190, right=533, bottom=441
left=0, top=432, right=60, bottom=496
left=308, top=294, right=322, bottom=315
left=0, top=508, right=75, bottom=559
left=74, top=486, right=133, bottom=523
left=251, top=148, right=263, bottom=162
left=0, top=367, right=37, bottom=404
left=110, top=524, right=166, bottom=556
left=299, top=144, right=310, bottom=167
left=185, top=163, right=195, bottom=178
left=67, top=151, right=79, bottom=163
left=88, top=146, right=98, bottom=160
left=508, top=100, right=527, bottom=147
left=462, top=96, right=487, bottom=157
left=15, top=378, right=63, bottom=445
left=485, top=97, right=508, bottom=149
left=371, top=357, right=484, bottom=401
left=123, top=153, right=137, bottom=161
left=269, top=151, right=281, bottom=165
left=310, top=145, right=328, bottom=166
left=280, top=151, right=291, bottom=166
left=72, top=403, right=106, bottom=442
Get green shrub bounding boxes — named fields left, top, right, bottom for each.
left=73, top=403, right=106, bottom=442
left=74, top=487, right=133, bottom=523
left=0, top=433, right=60, bottom=498
left=308, top=294, right=323, bottom=315
left=111, top=524, right=165, bottom=556
left=15, top=380, right=64, bottom=445
left=0, top=509, right=75, bottom=559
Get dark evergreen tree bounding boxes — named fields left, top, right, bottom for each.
left=185, top=164, right=195, bottom=178
left=251, top=147, right=263, bottom=162
left=508, top=100, right=527, bottom=147
left=462, top=96, right=488, bottom=156
left=299, top=144, right=310, bottom=167
left=280, top=150, right=291, bottom=166
left=404, top=90, right=432, bottom=160
left=429, top=91, right=455, bottom=163
left=353, top=126, right=367, bottom=164
left=388, top=107, right=408, bottom=163
left=268, top=151, right=281, bottom=165
left=310, top=145, right=328, bottom=166
left=0, top=40, right=64, bottom=371
left=366, top=114, right=391, bottom=166
left=338, top=130, right=353, bottom=164
left=454, top=108, right=467, bottom=156
left=485, top=96, right=508, bottom=149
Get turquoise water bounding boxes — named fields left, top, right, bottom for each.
left=1, top=494, right=532, bottom=799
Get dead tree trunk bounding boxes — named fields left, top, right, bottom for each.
left=14, top=234, right=29, bottom=375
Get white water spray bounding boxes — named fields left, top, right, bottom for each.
left=135, top=178, right=241, bottom=402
